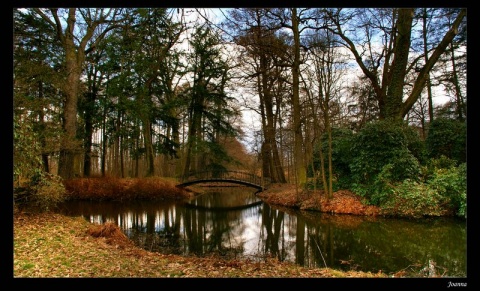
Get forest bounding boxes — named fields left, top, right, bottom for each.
left=13, top=8, right=467, bottom=218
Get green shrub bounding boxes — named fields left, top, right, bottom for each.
left=349, top=120, right=421, bottom=202
left=14, top=171, right=66, bottom=211
left=325, top=127, right=355, bottom=187
left=425, top=118, right=466, bottom=163
left=420, top=155, right=458, bottom=182
left=29, top=172, right=66, bottom=210
left=14, top=113, right=66, bottom=211
left=426, top=162, right=467, bottom=218
left=377, top=162, right=466, bottom=218
left=403, top=124, right=427, bottom=165
left=310, top=127, right=355, bottom=189
left=380, top=179, right=452, bottom=218
left=14, top=116, right=42, bottom=186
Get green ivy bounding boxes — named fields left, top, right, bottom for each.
left=14, top=113, right=66, bottom=210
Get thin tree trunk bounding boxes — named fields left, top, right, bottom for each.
left=422, top=8, right=435, bottom=124
left=101, top=105, right=106, bottom=177
left=449, top=42, right=465, bottom=122
left=37, top=81, right=50, bottom=173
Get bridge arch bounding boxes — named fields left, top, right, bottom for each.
left=176, top=170, right=270, bottom=191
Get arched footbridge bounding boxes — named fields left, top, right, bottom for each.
left=177, top=170, right=270, bottom=191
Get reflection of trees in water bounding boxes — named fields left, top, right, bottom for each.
left=305, top=224, right=335, bottom=269
left=188, top=187, right=261, bottom=208
left=119, top=206, right=184, bottom=254
left=260, top=204, right=285, bottom=261
left=181, top=205, right=254, bottom=258
left=259, top=207, right=335, bottom=268
left=180, top=188, right=259, bottom=258
left=55, top=197, right=466, bottom=276
left=296, top=213, right=466, bottom=276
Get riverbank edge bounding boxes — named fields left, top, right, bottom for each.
left=13, top=210, right=389, bottom=278
left=13, top=179, right=460, bottom=278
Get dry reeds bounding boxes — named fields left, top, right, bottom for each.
left=63, top=176, right=192, bottom=201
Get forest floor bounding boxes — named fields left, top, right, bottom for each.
left=13, top=180, right=437, bottom=279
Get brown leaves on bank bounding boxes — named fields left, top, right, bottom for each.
left=258, top=184, right=380, bottom=216
left=86, top=222, right=135, bottom=249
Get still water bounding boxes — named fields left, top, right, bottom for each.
left=55, top=186, right=466, bottom=277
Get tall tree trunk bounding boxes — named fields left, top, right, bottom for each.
left=325, top=113, right=333, bottom=199
left=263, top=86, right=285, bottom=182
left=422, top=8, right=435, bottom=124
left=58, top=49, right=82, bottom=179
left=182, top=94, right=203, bottom=177
left=56, top=9, right=85, bottom=179
left=258, top=56, right=286, bottom=183
left=386, top=8, right=413, bottom=120
left=120, top=134, right=125, bottom=178
left=135, top=135, right=140, bottom=178
left=114, top=112, right=121, bottom=177
left=101, top=105, right=107, bottom=177
left=291, top=8, right=306, bottom=187
left=257, top=78, right=273, bottom=180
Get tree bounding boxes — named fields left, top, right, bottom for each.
left=425, top=118, right=466, bottom=163
left=14, top=9, right=63, bottom=175
left=79, top=42, right=107, bottom=177
left=303, top=30, right=348, bottom=199
left=124, top=8, right=185, bottom=177
left=266, top=8, right=313, bottom=187
left=420, top=8, right=435, bottom=123
left=33, top=8, right=126, bottom=179
left=322, top=8, right=466, bottom=121
left=182, top=24, right=239, bottom=177
left=224, top=8, right=288, bottom=183
left=433, top=8, right=467, bottom=122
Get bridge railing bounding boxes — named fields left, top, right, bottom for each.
left=180, top=170, right=271, bottom=188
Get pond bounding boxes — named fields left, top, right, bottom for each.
left=55, top=186, right=467, bottom=277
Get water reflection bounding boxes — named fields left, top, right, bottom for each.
left=55, top=186, right=466, bottom=277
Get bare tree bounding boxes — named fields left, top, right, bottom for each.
left=303, top=30, right=349, bottom=199
left=224, top=8, right=288, bottom=183
left=321, top=8, right=466, bottom=121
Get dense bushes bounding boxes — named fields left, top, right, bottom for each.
left=378, top=159, right=466, bottom=218
left=14, top=171, right=66, bottom=211
left=320, top=119, right=466, bottom=218
left=425, top=118, right=466, bottom=163
left=348, top=120, right=422, bottom=204
left=13, top=116, right=66, bottom=211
